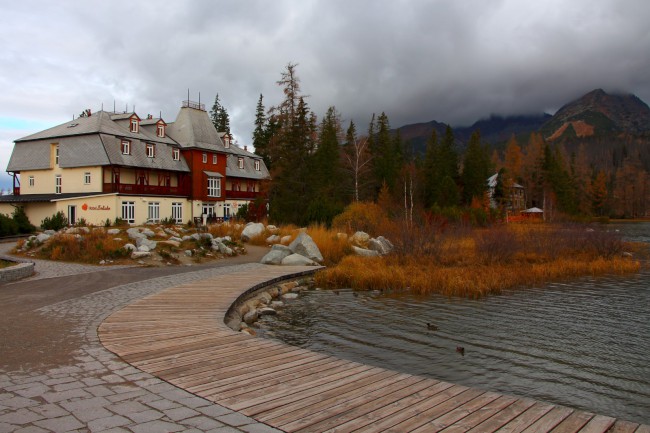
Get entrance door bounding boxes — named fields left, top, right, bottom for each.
left=68, top=205, right=77, bottom=225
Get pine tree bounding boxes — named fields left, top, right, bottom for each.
left=461, top=131, right=491, bottom=205
left=209, top=94, right=230, bottom=134
left=370, top=112, right=400, bottom=194
left=591, top=170, right=608, bottom=216
left=252, top=94, right=271, bottom=167
left=422, top=125, right=460, bottom=208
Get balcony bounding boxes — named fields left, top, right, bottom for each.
left=103, top=183, right=190, bottom=196
left=225, top=190, right=261, bottom=199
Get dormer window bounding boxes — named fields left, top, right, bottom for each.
left=255, top=160, right=260, bottom=171
left=224, top=136, right=230, bottom=148
left=157, top=124, right=165, bottom=137
left=146, top=143, right=155, bottom=158
left=172, top=148, right=180, bottom=161
left=238, top=157, right=244, bottom=169
left=130, top=118, right=139, bottom=133
left=121, top=140, right=131, bottom=155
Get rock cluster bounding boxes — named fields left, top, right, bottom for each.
left=260, top=232, right=323, bottom=266
left=225, top=277, right=315, bottom=333
left=348, top=231, right=394, bottom=257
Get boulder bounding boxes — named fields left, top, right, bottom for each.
left=137, top=245, right=150, bottom=253
left=351, top=231, right=370, bottom=247
left=266, top=224, right=279, bottom=233
left=184, top=250, right=193, bottom=257
left=131, top=251, right=151, bottom=259
left=35, top=233, right=50, bottom=244
left=136, top=237, right=157, bottom=251
left=241, top=222, right=265, bottom=242
left=266, top=235, right=280, bottom=244
left=142, top=228, right=155, bottom=237
left=281, top=253, right=318, bottom=266
left=169, top=236, right=183, bottom=243
left=282, top=293, right=299, bottom=300
left=43, top=230, right=57, bottom=236
left=107, top=228, right=121, bottom=235
left=368, top=236, right=393, bottom=255
left=164, top=228, right=180, bottom=237
left=160, top=240, right=180, bottom=248
left=127, top=228, right=145, bottom=241
left=280, top=235, right=292, bottom=245
left=124, top=243, right=136, bottom=251
left=260, top=245, right=292, bottom=265
left=243, top=310, right=258, bottom=325
left=352, top=245, right=380, bottom=257
left=289, top=232, right=323, bottom=263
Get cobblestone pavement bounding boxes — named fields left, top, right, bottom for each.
left=0, top=242, right=134, bottom=282
left=1, top=262, right=283, bottom=433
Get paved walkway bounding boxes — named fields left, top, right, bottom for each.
left=1, top=243, right=281, bottom=432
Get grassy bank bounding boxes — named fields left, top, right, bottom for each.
left=314, top=223, right=644, bottom=297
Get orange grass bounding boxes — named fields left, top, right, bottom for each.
left=305, top=224, right=353, bottom=266
left=315, top=254, right=641, bottom=298
left=39, top=230, right=129, bottom=263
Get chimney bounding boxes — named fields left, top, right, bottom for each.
left=244, top=145, right=248, bottom=152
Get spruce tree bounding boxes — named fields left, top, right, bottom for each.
left=461, top=130, right=491, bottom=205
left=252, top=94, right=271, bottom=167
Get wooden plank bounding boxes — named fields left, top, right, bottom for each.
left=479, top=400, right=552, bottom=433
left=519, top=406, right=574, bottom=433
left=437, top=395, right=519, bottom=433
left=549, top=411, right=594, bottom=433
left=282, top=375, right=431, bottom=432
left=575, top=415, right=616, bottom=433
left=606, top=420, right=639, bottom=433
left=410, top=391, right=502, bottom=432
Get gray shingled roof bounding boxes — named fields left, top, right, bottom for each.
left=226, top=154, right=270, bottom=180
left=166, top=107, right=227, bottom=151
left=0, top=192, right=109, bottom=203
left=16, top=111, right=178, bottom=146
left=101, top=135, right=189, bottom=172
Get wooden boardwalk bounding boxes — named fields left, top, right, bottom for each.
left=99, top=265, right=649, bottom=433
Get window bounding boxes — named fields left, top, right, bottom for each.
left=212, top=154, right=217, bottom=164
left=255, top=160, right=260, bottom=171
left=207, top=177, right=221, bottom=197
left=157, top=124, right=165, bottom=137
left=171, top=202, right=183, bottom=224
left=202, top=153, right=207, bottom=163
left=148, top=202, right=160, bottom=222
left=130, top=118, right=139, bottom=133
left=172, top=148, right=180, bottom=161
left=238, top=157, right=244, bottom=169
left=28, top=176, right=34, bottom=187
left=121, top=201, right=135, bottom=224
left=55, top=146, right=59, bottom=165
left=224, top=136, right=230, bottom=148
left=84, top=172, right=91, bottom=185
left=202, top=203, right=215, bottom=216
left=146, top=143, right=155, bottom=158
left=55, top=175, right=62, bottom=194
left=121, top=140, right=131, bottom=155
left=224, top=203, right=231, bottom=218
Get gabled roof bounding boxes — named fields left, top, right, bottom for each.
left=15, top=111, right=177, bottom=146
left=166, top=106, right=227, bottom=152
left=487, top=172, right=523, bottom=189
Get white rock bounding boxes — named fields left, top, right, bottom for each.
left=282, top=293, right=299, bottom=300
left=281, top=253, right=318, bottom=266
left=351, top=231, right=370, bottom=246
left=36, top=233, right=51, bottom=243
left=107, top=228, right=121, bottom=235
left=241, top=222, right=265, bottom=242
left=289, top=232, right=323, bottom=263
left=280, top=235, right=292, bottom=245
left=266, top=235, right=280, bottom=244
left=184, top=250, right=193, bottom=257
left=131, top=251, right=151, bottom=259
left=137, top=245, right=151, bottom=252
left=266, top=225, right=279, bottom=233
left=258, top=307, right=277, bottom=316
left=124, top=243, right=136, bottom=251
left=352, top=245, right=380, bottom=257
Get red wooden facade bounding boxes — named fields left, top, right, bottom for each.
left=181, top=149, right=228, bottom=201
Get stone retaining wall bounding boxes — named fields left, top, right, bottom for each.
left=0, top=254, right=35, bottom=283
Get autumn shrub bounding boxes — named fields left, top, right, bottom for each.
left=306, top=224, right=353, bottom=266
left=39, top=230, right=129, bottom=263
left=473, top=226, right=520, bottom=264
left=332, top=201, right=389, bottom=235
left=208, top=222, right=245, bottom=240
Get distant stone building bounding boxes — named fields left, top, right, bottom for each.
left=487, top=172, right=525, bottom=212
left=1, top=100, right=269, bottom=226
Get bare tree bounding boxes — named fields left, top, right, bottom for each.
left=343, top=136, right=373, bottom=202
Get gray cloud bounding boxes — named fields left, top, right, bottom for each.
left=2, top=0, right=649, bottom=189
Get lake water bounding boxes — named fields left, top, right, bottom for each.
left=257, top=222, right=650, bottom=425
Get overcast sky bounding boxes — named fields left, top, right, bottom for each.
left=1, top=0, right=649, bottom=190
